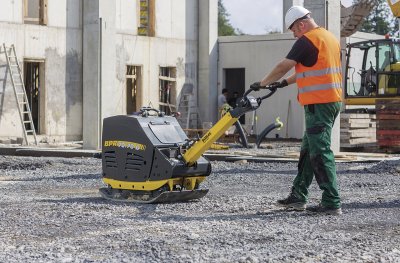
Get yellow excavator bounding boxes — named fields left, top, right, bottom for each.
left=99, top=85, right=278, bottom=203
left=344, top=0, right=400, bottom=108
left=345, top=38, right=400, bottom=107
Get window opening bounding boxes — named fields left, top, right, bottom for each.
left=126, top=66, right=142, bottom=114
left=138, top=0, right=155, bottom=36
left=159, top=67, right=176, bottom=115
left=24, top=0, right=47, bottom=25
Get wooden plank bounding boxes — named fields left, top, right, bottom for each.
left=376, top=99, right=400, bottom=105
left=340, top=128, right=376, bottom=133
left=341, top=122, right=375, bottom=128
left=377, top=120, right=400, bottom=129
left=341, top=134, right=375, bottom=140
left=340, top=113, right=376, bottom=119
left=40, top=0, right=48, bottom=25
left=340, top=137, right=376, bottom=144
left=341, top=142, right=377, bottom=148
left=340, top=118, right=371, bottom=124
left=376, top=99, right=400, bottom=112
left=377, top=135, right=400, bottom=140
left=340, top=131, right=376, bottom=138
left=376, top=109, right=400, bottom=115
left=376, top=114, right=400, bottom=120
left=377, top=130, right=400, bottom=136
left=378, top=140, right=400, bottom=146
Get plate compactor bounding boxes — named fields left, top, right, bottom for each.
left=99, top=84, right=278, bottom=203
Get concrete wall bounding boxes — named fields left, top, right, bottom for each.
left=114, top=0, right=198, bottom=112
left=0, top=1, right=23, bottom=23
left=198, top=0, right=218, bottom=124
left=218, top=34, right=304, bottom=139
left=0, top=0, right=82, bottom=143
left=113, top=36, right=198, bottom=111
left=219, top=0, right=343, bottom=142
left=0, top=0, right=201, bottom=148
left=83, top=0, right=201, bottom=149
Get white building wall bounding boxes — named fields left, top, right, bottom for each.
left=0, top=1, right=22, bottom=23
left=198, top=0, right=218, bottom=124
left=113, top=0, right=198, bottom=115
left=115, top=0, right=137, bottom=33
left=218, top=34, right=305, bottom=139
left=82, top=0, right=200, bottom=149
left=114, top=36, right=197, bottom=113
left=48, top=0, right=81, bottom=28
left=0, top=0, right=200, bottom=147
left=0, top=0, right=82, bottom=143
left=112, top=0, right=198, bottom=116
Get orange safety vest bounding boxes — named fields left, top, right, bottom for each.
left=295, top=27, right=342, bottom=106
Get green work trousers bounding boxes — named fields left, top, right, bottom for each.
left=292, top=102, right=341, bottom=208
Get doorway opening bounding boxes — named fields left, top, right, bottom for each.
left=24, top=60, right=45, bottom=134
left=224, top=68, right=245, bottom=124
left=126, top=65, right=142, bottom=114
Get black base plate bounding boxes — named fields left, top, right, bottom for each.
left=99, top=188, right=209, bottom=204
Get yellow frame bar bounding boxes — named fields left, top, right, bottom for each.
left=103, top=176, right=206, bottom=191
left=345, top=97, right=400, bottom=106
left=388, top=0, right=400, bottom=17
left=183, top=112, right=238, bottom=165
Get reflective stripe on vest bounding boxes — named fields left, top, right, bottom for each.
left=298, top=82, right=341, bottom=94
left=296, top=67, right=341, bottom=79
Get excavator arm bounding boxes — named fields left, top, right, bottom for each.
left=387, top=0, right=400, bottom=17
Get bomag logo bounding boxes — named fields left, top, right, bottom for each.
left=104, top=140, right=146, bottom=151
left=201, top=132, right=211, bottom=143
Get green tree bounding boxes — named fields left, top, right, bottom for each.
left=358, top=0, right=397, bottom=35
left=218, top=0, right=240, bottom=36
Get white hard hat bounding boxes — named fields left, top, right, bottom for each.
left=285, top=6, right=310, bottom=30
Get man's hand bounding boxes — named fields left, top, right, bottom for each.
left=250, top=82, right=264, bottom=91
left=269, top=79, right=289, bottom=89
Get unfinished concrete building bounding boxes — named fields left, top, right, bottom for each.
left=0, top=0, right=218, bottom=149
left=0, top=0, right=380, bottom=152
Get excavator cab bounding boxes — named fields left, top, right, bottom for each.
left=345, top=38, right=400, bottom=105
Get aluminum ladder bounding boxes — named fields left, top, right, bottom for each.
left=3, top=43, right=38, bottom=145
left=177, top=93, right=201, bottom=129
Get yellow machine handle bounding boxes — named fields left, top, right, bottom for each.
left=183, top=112, right=239, bottom=166
left=182, top=86, right=278, bottom=166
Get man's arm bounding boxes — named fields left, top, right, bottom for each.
left=285, top=73, right=296, bottom=85
left=259, top=58, right=297, bottom=87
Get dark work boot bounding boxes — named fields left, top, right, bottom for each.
left=276, top=189, right=306, bottom=211
left=307, top=204, right=342, bottom=215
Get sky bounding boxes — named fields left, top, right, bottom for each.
left=223, top=0, right=354, bottom=35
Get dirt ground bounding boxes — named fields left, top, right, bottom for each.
left=0, top=141, right=399, bottom=262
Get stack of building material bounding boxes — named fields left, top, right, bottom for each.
left=340, top=113, right=376, bottom=148
left=376, top=99, right=400, bottom=148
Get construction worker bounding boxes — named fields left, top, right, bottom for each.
left=218, top=88, right=229, bottom=118
left=251, top=6, right=342, bottom=215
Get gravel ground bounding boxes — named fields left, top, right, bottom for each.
left=0, top=142, right=400, bottom=262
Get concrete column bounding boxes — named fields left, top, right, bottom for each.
left=283, top=0, right=303, bottom=31
left=198, top=0, right=218, bottom=124
left=304, top=0, right=326, bottom=28
left=304, top=0, right=341, bottom=153
left=83, top=0, right=116, bottom=149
